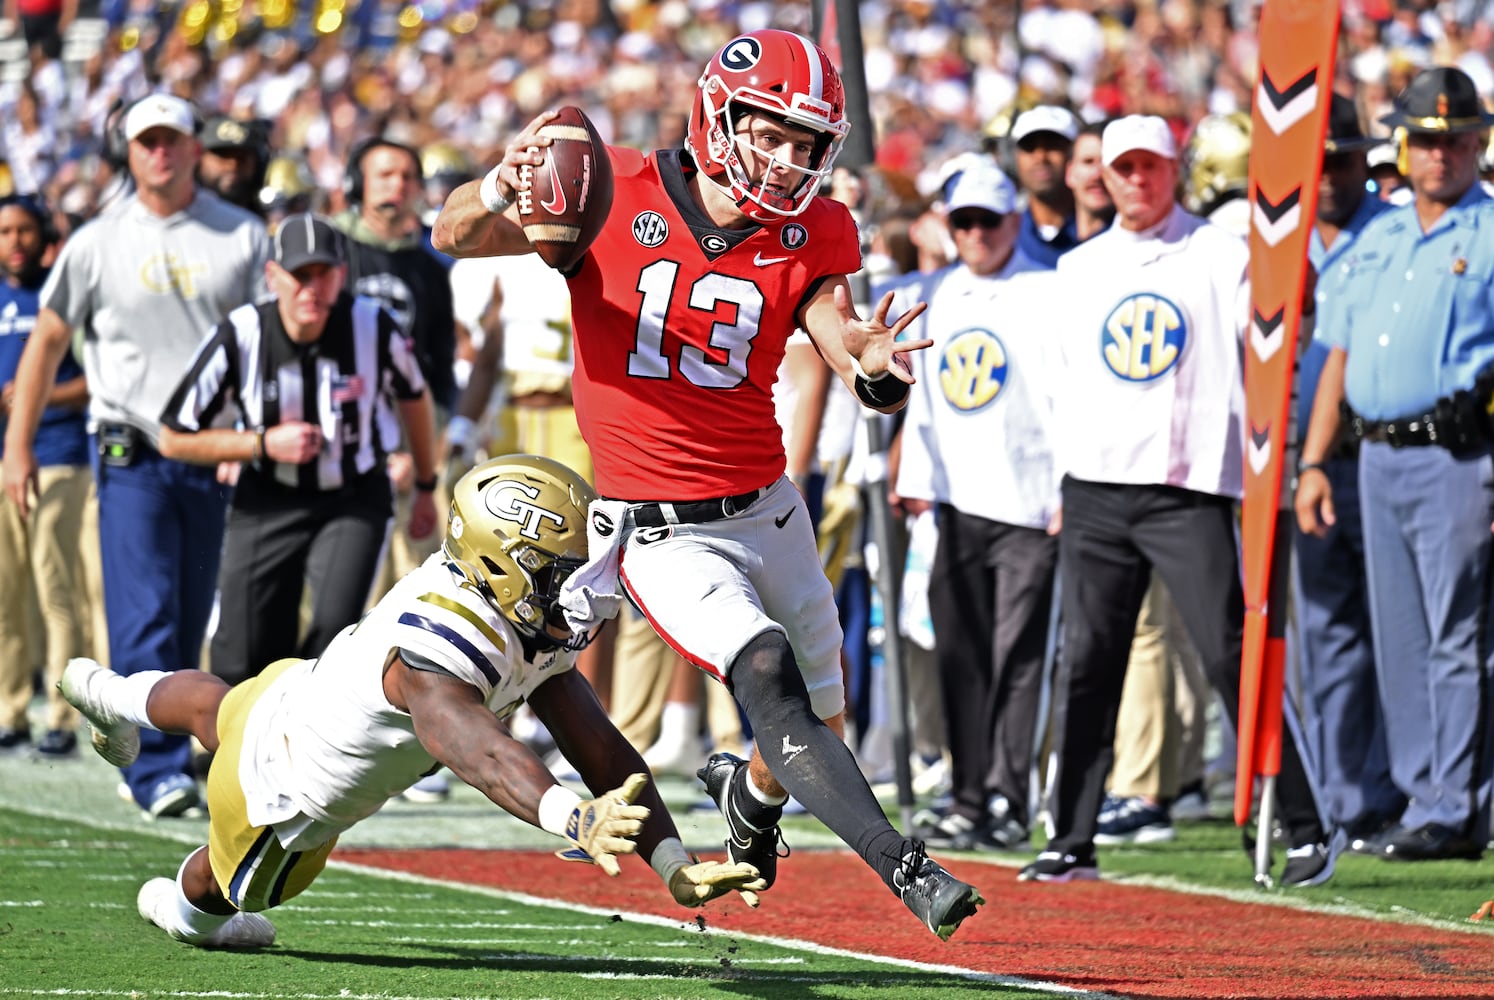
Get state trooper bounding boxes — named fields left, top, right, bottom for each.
left=1297, top=66, right=1494, bottom=862
left=1292, top=94, right=1403, bottom=854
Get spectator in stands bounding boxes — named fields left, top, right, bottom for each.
left=1009, top=105, right=1081, bottom=268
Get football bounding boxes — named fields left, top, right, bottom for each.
left=517, top=106, right=614, bottom=271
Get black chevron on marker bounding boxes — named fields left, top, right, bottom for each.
left=1250, top=423, right=1271, bottom=450
left=1253, top=187, right=1301, bottom=224
left=1258, top=68, right=1316, bottom=111
left=1254, top=307, right=1284, bottom=335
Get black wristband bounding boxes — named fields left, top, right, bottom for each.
left=1297, top=461, right=1327, bottom=477
left=415, top=476, right=438, bottom=492
left=854, top=373, right=910, bottom=408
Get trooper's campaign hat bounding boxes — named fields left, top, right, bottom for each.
left=1323, top=94, right=1380, bottom=154
left=1379, top=66, right=1494, bottom=134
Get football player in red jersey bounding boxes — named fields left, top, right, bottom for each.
left=433, top=30, right=983, bottom=940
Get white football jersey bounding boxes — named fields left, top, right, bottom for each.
left=237, top=553, right=576, bottom=831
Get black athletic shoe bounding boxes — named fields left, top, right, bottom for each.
left=697, top=752, right=789, bottom=889
left=1017, top=850, right=1100, bottom=882
left=894, top=842, right=984, bottom=941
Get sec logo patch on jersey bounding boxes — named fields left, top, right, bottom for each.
left=938, top=328, right=1007, bottom=412
left=1101, top=293, right=1188, bottom=382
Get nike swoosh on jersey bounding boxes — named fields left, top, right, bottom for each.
left=774, top=509, right=795, bottom=529
left=754, top=252, right=790, bottom=266
left=540, top=156, right=567, bottom=215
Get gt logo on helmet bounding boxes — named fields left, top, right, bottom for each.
left=484, top=479, right=567, bottom=540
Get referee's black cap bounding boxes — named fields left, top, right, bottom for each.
left=274, top=213, right=344, bottom=271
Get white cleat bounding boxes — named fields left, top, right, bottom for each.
left=59, top=658, right=139, bottom=767
left=137, top=877, right=276, bottom=949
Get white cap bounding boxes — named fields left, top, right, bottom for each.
left=124, top=95, right=196, bottom=142
left=1367, top=141, right=1401, bottom=171
left=1012, top=105, right=1080, bottom=145
left=1101, top=115, right=1177, bottom=165
left=945, top=165, right=1017, bottom=216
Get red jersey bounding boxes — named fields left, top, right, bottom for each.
left=566, top=148, right=862, bottom=501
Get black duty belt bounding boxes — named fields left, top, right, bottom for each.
left=1348, top=412, right=1445, bottom=448
left=1346, top=394, right=1492, bottom=456
left=627, top=487, right=767, bottom=527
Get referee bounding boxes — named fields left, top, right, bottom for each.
left=160, top=213, right=438, bottom=686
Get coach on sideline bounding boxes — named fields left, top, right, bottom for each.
left=2, top=94, right=270, bottom=820
left=159, top=212, right=438, bottom=688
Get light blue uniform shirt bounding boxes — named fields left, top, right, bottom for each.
left=1319, top=183, right=1494, bottom=421
left=1297, top=191, right=1388, bottom=432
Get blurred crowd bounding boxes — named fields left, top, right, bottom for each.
left=3, top=0, right=1493, bottom=235
left=3, top=0, right=1494, bottom=877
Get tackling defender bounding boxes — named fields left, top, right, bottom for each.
left=433, top=29, right=983, bottom=939
left=61, top=455, right=764, bottom=949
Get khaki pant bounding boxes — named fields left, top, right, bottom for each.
left=1109, top=576, right=1209, bottom=800
left=0, top=464, right=94, bottom=732
left=609, top=607, right=742, bottom=754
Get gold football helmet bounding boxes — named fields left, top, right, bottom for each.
left=259, top=155, right=318, bottom=217
left=444, top=454, right=596, bottom=650
left=1182, top=112, right=1252, bottom=216
left=421, top=141, right=475, bottom=184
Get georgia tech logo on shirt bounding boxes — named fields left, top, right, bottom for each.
left=483, top=479, right=566, bottom=540
left=939, top=328, right=1007, bottom=412
left=141, top=254, right=207, bottom=298
left=1100, top=293, right=1187, bottom=382
left=633, top=211, right=669, bottom=248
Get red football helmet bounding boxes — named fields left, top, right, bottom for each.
left=686, top=29, right=850, bottom=221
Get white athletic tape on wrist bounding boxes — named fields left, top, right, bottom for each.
left=537, top=783, right=583, bottom=838
left=479, top=165, right=514, bottom=215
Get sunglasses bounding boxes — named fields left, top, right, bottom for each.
left=948, top=210, right=1007, bottom=231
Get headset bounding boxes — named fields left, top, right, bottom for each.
left=0, top=192, right=60, bottom=247
left=342, top=135, right=422, bottom=206
left=103, top=95, right=205, bottom=170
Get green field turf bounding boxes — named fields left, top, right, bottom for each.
left=0, top=808, right=1064, bottom=1000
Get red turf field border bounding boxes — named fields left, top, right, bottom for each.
left=338, top=847, right=1494, bottom=999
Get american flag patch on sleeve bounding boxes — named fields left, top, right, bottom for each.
left=331, top=374, right=365, bottom=403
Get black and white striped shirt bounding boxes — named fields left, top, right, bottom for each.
left=162, top=293, right=427, bottom=492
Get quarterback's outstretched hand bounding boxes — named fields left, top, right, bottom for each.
left=835, top=284, right=932, bottom=381
left=559, top=772, right=651, bottom=876
left=668, top=859, right=767, bottom=909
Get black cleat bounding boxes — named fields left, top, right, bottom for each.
left=894, top=842, right=984, bottom=941
left=697, top=752, right=789, bottom=889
